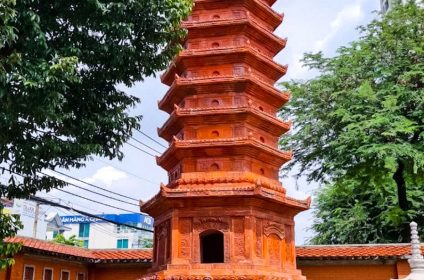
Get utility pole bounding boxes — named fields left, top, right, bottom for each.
left=32, top=202, right=40, bottom=238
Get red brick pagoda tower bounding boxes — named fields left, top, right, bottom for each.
left=141, top=0, right=310, bottom=279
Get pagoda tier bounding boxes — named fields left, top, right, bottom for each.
left=161, top=46, right=288, bottom=86
left=183, top=14, right=287, bottom=57
left=157, top=137, right=292, bottom=170
left=158, top=104, right=291, bottom=141
left=194, top=0, right=282, bottom=30
left=159, top=75, right=290, bottom=114
left=140, top=0, right=309, bottom=279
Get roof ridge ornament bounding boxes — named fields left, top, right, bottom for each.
left=393, top=221, right=424, bottom=280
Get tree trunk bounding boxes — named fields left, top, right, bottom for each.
left=392, top=160, right=409, bottom=242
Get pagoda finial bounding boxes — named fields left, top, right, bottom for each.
left=392, top=222, right=424, bottom=280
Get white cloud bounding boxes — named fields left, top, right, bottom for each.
left=313, top=3, right=364, bottom=52
left=84, top=166, right=127, bottom=187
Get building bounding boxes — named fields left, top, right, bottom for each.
left=1, top=199, right=49, bottom=240
left=45, top=214, right=153, bottom=249
left=139, top=0, right=310, bottom=279
left=0, top=236, right=420, bottom=280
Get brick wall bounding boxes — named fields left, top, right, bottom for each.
left=2, top=254, right=152, bottom=280
left=8, top=253, right=88, bottom=280
left=0, top=268, right=6, bottom=280
left=89, top=264, right=150, bottom=280
left=298, top=260, right=408, bottom=280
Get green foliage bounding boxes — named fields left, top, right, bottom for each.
left=0, top=0, right=191, bottom=265
left=0, top=205, right=22, bottom=270
left=138, top=237, right=154, bottom=249
left=53, top=234, right=83, bottom=247
left=280, top=2, right=424, bottom=244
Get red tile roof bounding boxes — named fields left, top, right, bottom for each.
left=6, top=236, right=422, bottom=262
left=5, top=236, right=152, bottom=263
left=296, top=244, right=421, bottom=260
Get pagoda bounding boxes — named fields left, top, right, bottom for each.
left=140, top=0, right=310, bottom=279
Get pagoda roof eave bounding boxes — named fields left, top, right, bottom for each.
left=160, top=46, right=288, bottom=86
left=158, top=75, right=290, bottom=114
left=182, top=18, right=286, bottom=55
left=140, top=184, right=310, bottom=217
left=193, top=0, right=282, bottom=30
left=156, top=137, right=292, bottom=170
left=158, top=105, right=291, bottom=142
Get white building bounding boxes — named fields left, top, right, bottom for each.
left=46, top=213, right=154, bottom=249
left=2, top=199, right=49, bottom=239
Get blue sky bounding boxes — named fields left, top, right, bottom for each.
left=37, top=0, right=382, bottom=245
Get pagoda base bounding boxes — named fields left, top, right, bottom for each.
left=141, top=265, right=306, bottom=280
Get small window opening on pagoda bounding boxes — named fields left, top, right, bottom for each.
left=200, top=230, right=224, bottom=263
left=258, top=106, right=264, bottom=111
left=210, top=163, right=220, bottom=171
left=260, top=168, right=265, bottom=175
left=212, top=42, right=220, bottom=48
left=260, top=136, right=265, bottom=143
left=212, top=71, right=220, bottom=76
left=211, top=99, right=220, bottom=107
left=212, top=15, right=220, bottom=20
left=211, top=130, right=220, bottom=138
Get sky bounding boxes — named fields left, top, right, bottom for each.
left=34, top=0, right=382, bottom=245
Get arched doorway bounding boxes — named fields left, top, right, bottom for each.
left=200, top=230, right=224, bottom=263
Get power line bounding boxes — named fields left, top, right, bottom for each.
left=130, top=136, right=163, bottom=154
left=46, top=169, right=139, bottom=202
left=127, top=142, right=157, bottom=157
left=134, top=128, right=168, bottom=149
left=40, top=171, right=140, bottom=207
left=56, top=189, right=140, bottom=214
left=95, top=158, right=160, bottom=186
left=2, top=167, right=142, bottom=215
left=30, top=196, right=153, bottom=233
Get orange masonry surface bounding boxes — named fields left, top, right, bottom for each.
left=139, top=0, right=311, bottom=279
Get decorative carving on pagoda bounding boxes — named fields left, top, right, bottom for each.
left=263, top=221, right=285, bottom=240
left=193, top=217, right=230, bottom=232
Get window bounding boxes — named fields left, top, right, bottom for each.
left=211, top=99, right=220, bottom=107
left=52, top=231, right=59, bottom=238
left=210, top=163, right=220, bottom=171
left=117, top=239, right=129, bottom=249
left=117, top=222, right=137, bottom=234
left=78, top=223, right=90, bottom=238
left=43, top=268, right=53, bottom=280
left=77, top=273, right=85, bottom=280
left=211, top=131, right=220, bottom=138
left=200, top=230, right=224, bottom=263
left=60, top=270, right=70, bottom=280
left=82, top=240, right=89, bottom=248
left=23, top=265, right=35, bottom=280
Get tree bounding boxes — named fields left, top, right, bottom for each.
left=53, top=234, right=83, bottom=247
left=280, top=1, right=424, bottom=244
left=0, top=0, right=192, bottom=267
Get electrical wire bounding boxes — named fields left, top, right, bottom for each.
left=30, top=196, right=153, bottom=233
left=130, top=136, right=163, bottom=154
left=127, top=142, right=157, bottom=157
left=2, top=167, right=142, bottom=215
left=56, top=189, right=140, bottom=214
left=44, top=170, right=139, bottom=204
left=95, top=157, right=160, bottom=186
left=134, top=128, right=168, bottom=149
